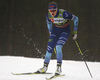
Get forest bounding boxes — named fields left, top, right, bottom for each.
left=0, top=0, right=100, bottom=61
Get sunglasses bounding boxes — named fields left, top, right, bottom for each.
left=49, top=10, right=56, bottom=12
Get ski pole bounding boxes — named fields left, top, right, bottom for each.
left=75, top=40, right=93, bottom=78
left=54, top=47, right=56, bottom=54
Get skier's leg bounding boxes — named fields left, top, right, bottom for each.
left=55, top=32, right=70, bottom=74
left=44, top=51, right=52, bottom=64
left=37, top=34, right=58, bottom=73
left=55, top=45, right=63, bottom=75
left=56, top=32, right=70, bottom=63
left=56, top=45, right=63, bottom=63
left=44, top=34, right=58, bottom=64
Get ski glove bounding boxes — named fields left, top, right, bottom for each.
left=72, top=31, right=77, bottom=40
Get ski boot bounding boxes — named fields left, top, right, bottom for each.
left=55, top=63, right=62, bottom=75
left=37, top=63, right=48, bottom=73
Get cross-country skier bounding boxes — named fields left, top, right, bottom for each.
left=37, top=2, right=78, bottom=75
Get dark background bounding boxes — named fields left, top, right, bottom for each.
left=0, top=0, right=100, bottom=61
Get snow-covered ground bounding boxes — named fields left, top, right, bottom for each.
left=0, top=56, right=100, bottom=80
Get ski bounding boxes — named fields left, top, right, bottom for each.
left=45, top=74, right=65, bottom=80
left=11, top=71, right=52, bottom=75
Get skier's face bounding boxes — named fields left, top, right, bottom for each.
left=49, top=9, right=57, bottom=17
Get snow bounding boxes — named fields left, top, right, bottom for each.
left=0, top=56, right=100, bottom=80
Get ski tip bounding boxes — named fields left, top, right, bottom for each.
left=11, top=72, right=16, bottom=75
left=45, top=77, right=50, bottom=80
left=11, top=72, right=12, bottom=74
left=11, top=72, right=24, bottom=75
left=11, top=72, right=19, bottom=75
left=45, top=74, right=65, bottom=80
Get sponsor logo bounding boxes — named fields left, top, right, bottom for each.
left=50, top=18, right=65, bottom=23
left=55, top=19, right=64, bottom=22
left=50, top=19, right=54, bottom=22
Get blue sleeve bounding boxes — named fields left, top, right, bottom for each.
left=71, top=15, right=78, bottom=31
left=46, top=14, right=52, bottom=33
left=63, top=11, right=78, bottom=31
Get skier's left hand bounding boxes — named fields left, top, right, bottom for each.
left=72, top=31, right=77, bottom=40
